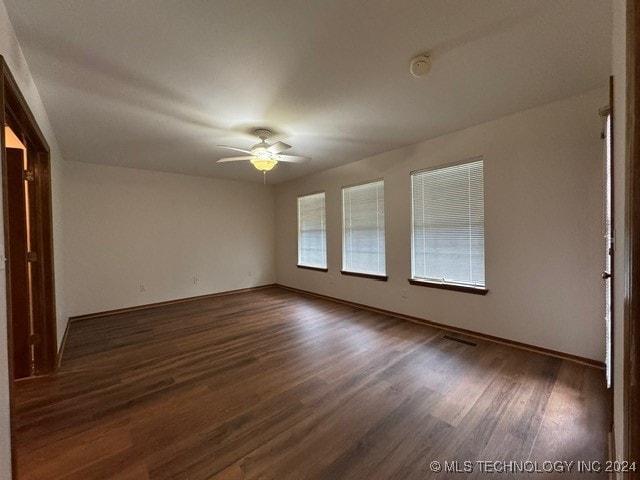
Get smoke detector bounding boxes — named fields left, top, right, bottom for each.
left=410, top=53, right=432, bottom=78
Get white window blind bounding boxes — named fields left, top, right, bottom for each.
left=342, top=180, right=386, bottom=276
left=298, top=192, right=327, bottom=268
left=411, top=159, right=485, bottom=287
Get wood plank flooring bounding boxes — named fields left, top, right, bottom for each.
left=13, top=286, right=611, bottom=479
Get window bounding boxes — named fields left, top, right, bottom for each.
left=297, top=192, right=327, bottom=270
left=342, top=180, right=386, bottom=279
left=411, top=158, right=485, bottom=292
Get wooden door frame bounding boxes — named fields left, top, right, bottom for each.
left=626, top=0, right=640, bottom=475
left=1, top=55, right=57, bottom=377
left=602, top=76, right=615, bottom=393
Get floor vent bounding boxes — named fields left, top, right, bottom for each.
left=443, top=334, right=477, bottom=347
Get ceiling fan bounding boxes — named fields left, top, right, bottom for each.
left=217, top=129, right=310, bottom=178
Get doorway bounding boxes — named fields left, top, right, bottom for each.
left=1, top=56, right=57, bottom=379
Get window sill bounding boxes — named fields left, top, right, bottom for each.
left=341, top=270, right=388, bottom=282
left=297, top=264, right=328, bottom=272
left=408, top=278, right=488, bottom=295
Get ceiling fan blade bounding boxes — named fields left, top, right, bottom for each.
left=217, top=156, right=253, bottom=163
left=277, top=155, right=310, bottom=163
left=217, top=145, right=252, bottom=154
left=267, top=141, right=291, bottom=154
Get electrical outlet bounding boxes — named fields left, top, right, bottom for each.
left=193, top=276, right=199, bottom=285
left=139, top=284, right=146, bottom=292
left=248, top=270, right=252, bottom=277
left=401, top=289, right=408, bottom=299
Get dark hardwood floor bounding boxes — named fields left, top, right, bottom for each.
left=13, top=286, right=610, bottom=479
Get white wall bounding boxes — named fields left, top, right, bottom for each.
left=612, top=0, right=627, bottom=471
left=276, top=88, right=607, bottom=362
left=1, top=0, right=69, bottom=476
left=63, top=162, right=276, bottom=317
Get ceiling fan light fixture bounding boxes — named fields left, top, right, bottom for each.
left=252, top=146, right=269, bottom=159
left=250, top=158, right=278, bottom=171
left=217, top=128, right=309, bottom=179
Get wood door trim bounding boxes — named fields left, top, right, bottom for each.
left=27, top=148, right=56, bottom=375
left=276, top=283, right=605, bottom=369
left=1, top=60, right=49, bottom=152
left=1, top=56, right=57, bottom=376
left=625, top=0, right=640, bottom=474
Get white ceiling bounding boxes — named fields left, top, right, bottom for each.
left=4, top=0, right=611, bottom=184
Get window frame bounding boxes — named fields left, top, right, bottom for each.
left=409, top=157, right=488, bottom=295
left=297, top=191, right=328, bottom=272
left=340, top=179, right=388, bottom=281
